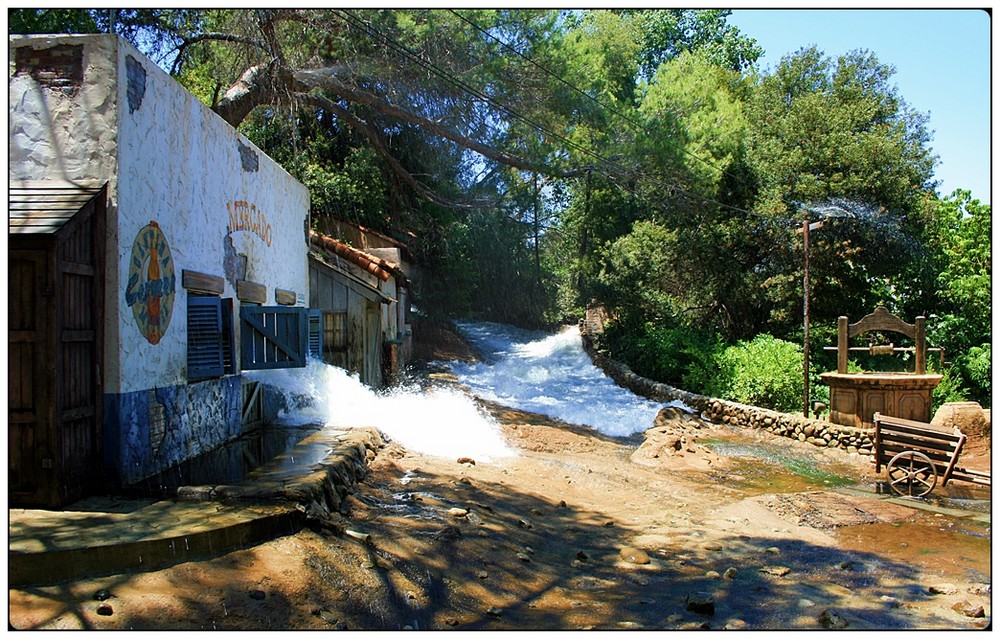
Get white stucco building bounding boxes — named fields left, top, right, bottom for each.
left=9, top=34, right=312, bottom=505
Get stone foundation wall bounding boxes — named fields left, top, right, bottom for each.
left=579, top=320, right=875, bottom=457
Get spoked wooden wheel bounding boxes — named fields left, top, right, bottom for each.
left=886, top=451, right=937, bottom=497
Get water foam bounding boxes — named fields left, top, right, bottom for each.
left=448, top=322, right=683, bottom=437
left=246, top=359, right=516, bottom=462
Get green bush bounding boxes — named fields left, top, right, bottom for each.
left=709, top=334, right=804, bottom=413
left=602, top=320, right=719, bottom=393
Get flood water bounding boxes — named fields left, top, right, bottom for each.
left=447, top=322, right=689, bottom=436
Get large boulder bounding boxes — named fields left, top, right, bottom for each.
left=631, top=406, right=726, bottom=470
left=931, top=402, right=988, bottom=437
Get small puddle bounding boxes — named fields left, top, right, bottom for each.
left=836, top=516, right=992, bottom=584
left=701, top=430, right=863, bottom=495
left=129, top=423, right=323, bottom=496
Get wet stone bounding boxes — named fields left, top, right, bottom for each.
left=93, top=589, right=112, bottom=601
left=486, top=606, right=503, bottom=617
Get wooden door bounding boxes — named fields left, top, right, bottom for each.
left=9, top=247, right=57, bottom=506
left=54, top=202, right=104, bottom=503
left=365, top=302, right=382, bottom=387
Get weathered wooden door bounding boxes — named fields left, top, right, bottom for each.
left=9, top=247, right=56, bottom=505
left=365, top=302, right=382, bottom=387
left=9, top=187, right=105, bottom=507
left=54, top=201, right=104, bottom=504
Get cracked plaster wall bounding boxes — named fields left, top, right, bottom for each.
left=10, top=35, right=310, bottom=486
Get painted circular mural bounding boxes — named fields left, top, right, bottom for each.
left=125, top=221, right=176, bottom=345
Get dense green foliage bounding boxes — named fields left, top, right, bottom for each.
left=16, top=8, right=989, bottom=406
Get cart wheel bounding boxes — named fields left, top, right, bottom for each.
left=886, top=451, right=937, bottom=497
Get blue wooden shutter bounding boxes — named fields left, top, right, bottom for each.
left=240, top=306, right=308, bottom=370
left=308, top=309, right=323, bottom=360
left=188, top=295, right=224, bottom=380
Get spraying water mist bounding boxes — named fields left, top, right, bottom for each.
left=245, top=360, right=517, bottom=462
left=247, top=321, right=685, bottom=462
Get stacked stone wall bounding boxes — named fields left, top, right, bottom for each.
left=579, top=321, right=875, bottom=457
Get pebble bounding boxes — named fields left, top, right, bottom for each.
left=705, top=570, right=721, bottom=579
left=448, top=507, right=469, bottom=518
left=759, top=566, right=791, bottom=577
left=765, top=546, right=781, bottom=554
left=517, top=519, right=533, bottom=529
left=723, top=619, right=747, bottom=629
left=516, top=552, right=532, bottom=563
left=703, top=542, right=723, bottom=551
left=457, top=457, right=476, bottom=466
left=818, top=609, right=848, bottom=629
left=477, top=570, right=489, bottom=580
left=445, top=618, right=459, bottom=626
left=929, top=583, right=959, bottom=595
left=486, top=606, right=503, bottom=617
left=951, top=600, right=986, bottom=618
left=723, top=567, right=738, bottom=580
left=620, top=547, right=650, bottom=565
left=685, top=593, right=715, bottom=616
left=93, top=589, right=112, bottom=601
left=249, top=589, right=267, bottom=600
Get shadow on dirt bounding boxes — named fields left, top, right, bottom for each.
left=286, top=463, right=960, bottom=630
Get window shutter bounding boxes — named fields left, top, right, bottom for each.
left=188, top=295, right=224, bottom=380
left=221, top=297, right=235, bottom=374
left=240, top=306, right=308, bottom=370
left=308, top=309, right=323, bottom=360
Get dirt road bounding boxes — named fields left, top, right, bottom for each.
left=9, top=391, right=990, bottom=631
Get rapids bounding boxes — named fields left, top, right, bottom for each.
left=247, top=321, right=684, bottom=462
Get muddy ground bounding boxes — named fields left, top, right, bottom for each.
left=8, top=325, right=991, bottom=631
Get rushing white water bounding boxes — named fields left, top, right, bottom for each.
left=247, top=320, right=684, bottom=462
left=448, top=322, right=684, bottom=437
left=245, top=360, right=517, bottom=462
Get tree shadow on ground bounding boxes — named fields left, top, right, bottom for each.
left=302, top=461, right=978, bottom=631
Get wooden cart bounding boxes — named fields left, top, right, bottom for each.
left=874, top=412, right=991, bottom=497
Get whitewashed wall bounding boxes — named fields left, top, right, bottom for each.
left=10, top=35, right=311, bottom=485
left=115, top=38, right=309, bottom=393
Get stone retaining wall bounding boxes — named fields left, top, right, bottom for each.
left=579, top=321, right=875, bottom=457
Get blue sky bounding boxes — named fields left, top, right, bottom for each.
left=727, top=8, right=991, bottom=205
